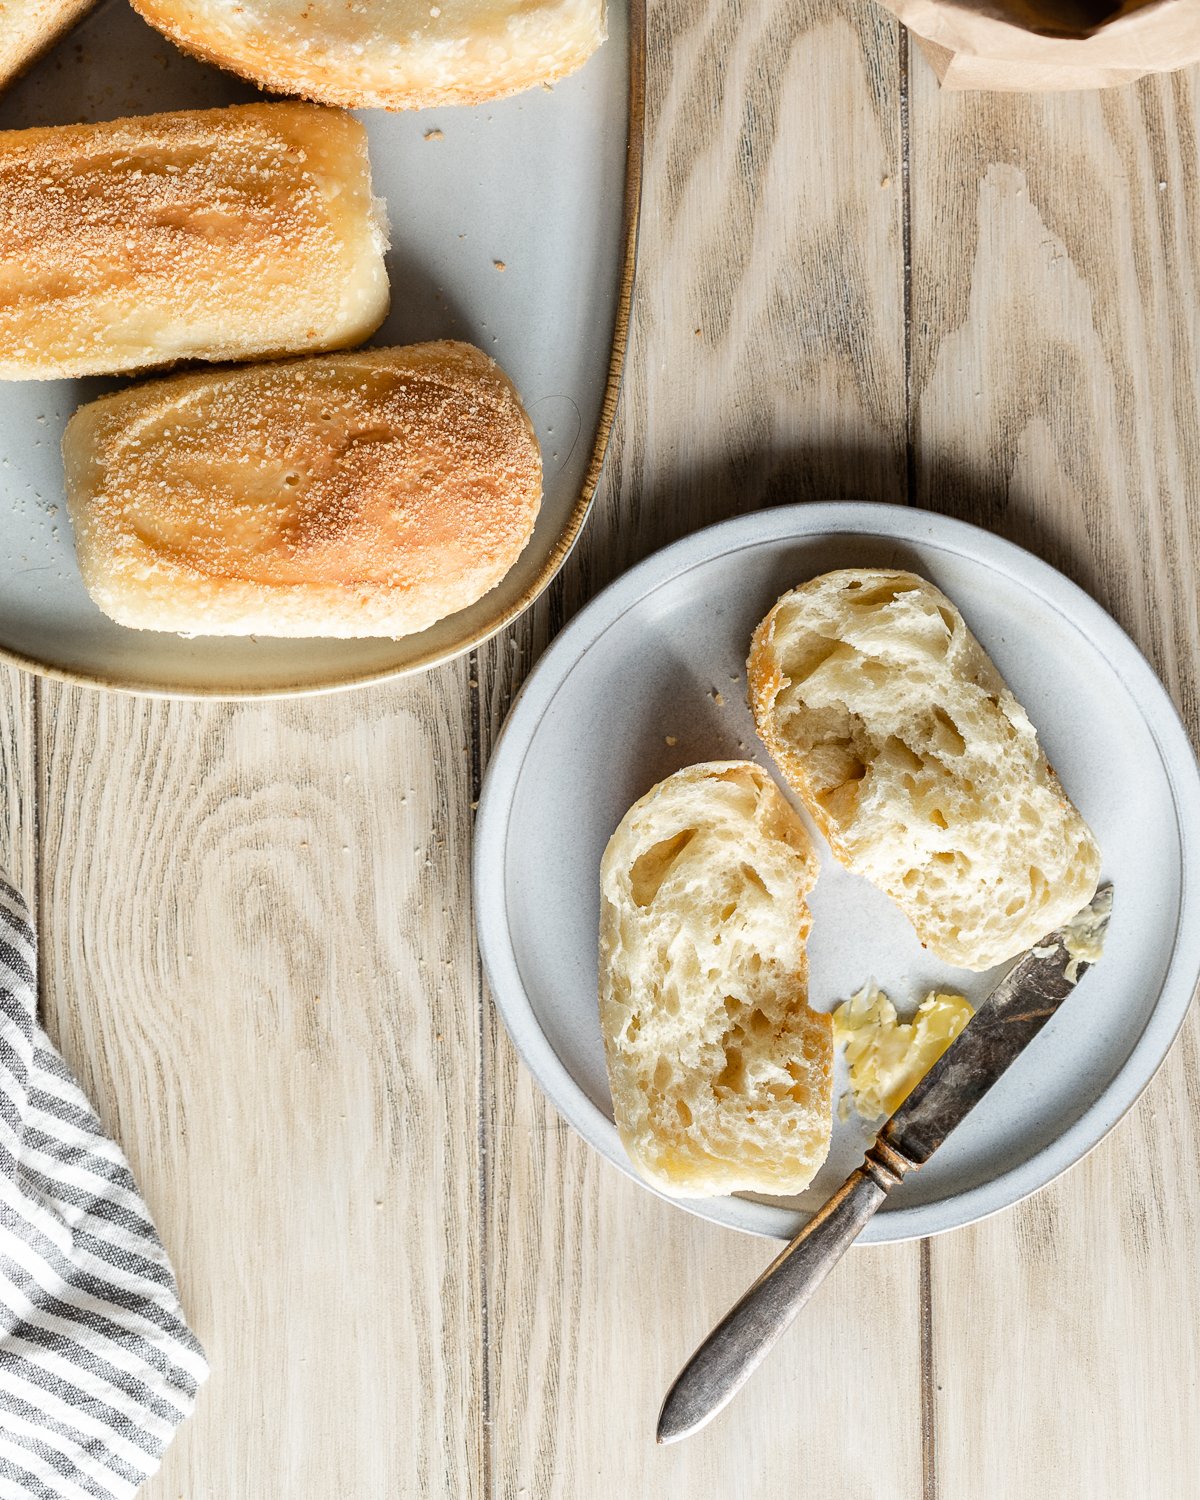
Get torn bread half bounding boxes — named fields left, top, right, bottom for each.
left=749, top=569, right=1101, bottom=971
left=599, top=761, right=832, bottom=1198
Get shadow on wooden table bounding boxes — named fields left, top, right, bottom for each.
left=556, top=437, right=1116, bottom=634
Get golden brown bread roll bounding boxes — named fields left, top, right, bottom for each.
left=127, top=0, right=607, bottom=110
left=0, top=0, right=97, bottom=93
left=0, top=103, right=389, bottom=380
left=62, top=342, right=543, bottom=639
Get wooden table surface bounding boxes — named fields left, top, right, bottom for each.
left=3, top=2, right=1200, bottom=1496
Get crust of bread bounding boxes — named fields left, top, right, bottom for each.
left=0, top=103, right=389, bottom=380
left=599, top=761, right=832, bottom=1199
left=749, top=570, right=1101, bottom=971
left=127, top=0, right=607, bottom=110
left=62, top=342, right=543, bottom=640
left=0, top=0, right=97, bottom=93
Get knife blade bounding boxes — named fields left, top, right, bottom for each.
left=882, top=880, right=1113, bottom=1169
left=656, top=882, right=1114, bottom=1445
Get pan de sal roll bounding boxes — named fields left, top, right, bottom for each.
left=128, top=0, right=607, bottom=110
left=0, top=0, right=97, bottom=92
left=62, top=342, right=542, bottom=639
left=599, top=762, right=833, bottom=1198
left=749, top=570, right=1101, bottom=971
left=0, top=103, right=388, bottom=380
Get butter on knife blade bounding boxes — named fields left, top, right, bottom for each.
left=881, top=882, right=1113, bottom=1170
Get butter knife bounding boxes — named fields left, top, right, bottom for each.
left=657, top=882, right=1114, bottom=1444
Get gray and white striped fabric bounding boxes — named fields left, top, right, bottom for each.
left=0, top=875, right=208, bottom=1500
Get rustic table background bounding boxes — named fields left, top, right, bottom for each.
left=3, top=0, right=1199, bottom=1495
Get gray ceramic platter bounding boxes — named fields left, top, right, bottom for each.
left=0, top=0, right=642, bottom=696
left=474, top=503, right=1200, bottom=1242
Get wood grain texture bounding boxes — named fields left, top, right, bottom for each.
left=908, top=49, right=1200, bottom=1500
left=484, top=1058, right=923, bottom=1498
left=2, top=1, right=1199, bottom=1497
left=480, top=2, right=924, bottom=1496
left=0, top=668, right=35, bottom=896
left=585, top=0, right=908, bottom=595
left=33, top=674, right=483, bottom=1500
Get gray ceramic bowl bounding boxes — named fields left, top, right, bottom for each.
left=474, top=503, right=1200, bottom=1241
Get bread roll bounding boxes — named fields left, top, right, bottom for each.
left=128, top=0, right=607, bottom=110
left=0, top=0, right=96, bottom=92
left=0, top=104, right=388, bottom=380
left=599, top=762, right=832, bottom=1199
left=749, top=570, right=1101, bottom=971
left=62, top=342, right=542, bottom=639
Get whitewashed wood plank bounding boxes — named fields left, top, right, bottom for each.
left=910, top=55, right=1200, bottom=1500
left=0, top=666, right=35, bottom=897
left=481, top=2, right=924, bottom=1495
left=35, top=676, right=484, bottom=1500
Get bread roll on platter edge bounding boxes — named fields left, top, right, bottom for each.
left=749, top=570, right=1101, bottom=972
left=128, top=0, right=607, bottom=111
left=0, top=103, right=389, bottom=380
left=0, top=0, right=98, bottom=93
left=62, top=342, right=543, bottom=640
left=599, top=761, right=833, bottom=1198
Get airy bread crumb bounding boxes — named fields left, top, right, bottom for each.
left=749, top=570, right=1101, bottom=970
left=599, top=761, right=832, bottom=1198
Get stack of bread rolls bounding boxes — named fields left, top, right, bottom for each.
left=0, top=0, right=611, bottom=636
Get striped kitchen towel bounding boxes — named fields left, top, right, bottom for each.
left=0, top=875, right=208, bottom=1500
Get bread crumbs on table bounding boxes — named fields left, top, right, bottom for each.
left=424, top=128, right=444, bottom=141
left=493, top=259, right=507, bottom=271
left=665, top=735, right=678, bottom=746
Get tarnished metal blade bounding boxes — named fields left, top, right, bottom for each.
left=882, top=883, right=1114, bottom=1168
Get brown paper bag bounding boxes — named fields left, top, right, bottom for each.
left=873, top=0, right=1200, bottom=90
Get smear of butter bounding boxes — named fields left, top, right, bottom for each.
left=1062, top=901, right=1108, bottom=983
left=1029, top=902, right=1109, bottom=979
left=832, top=983, right=974, bottom=1122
